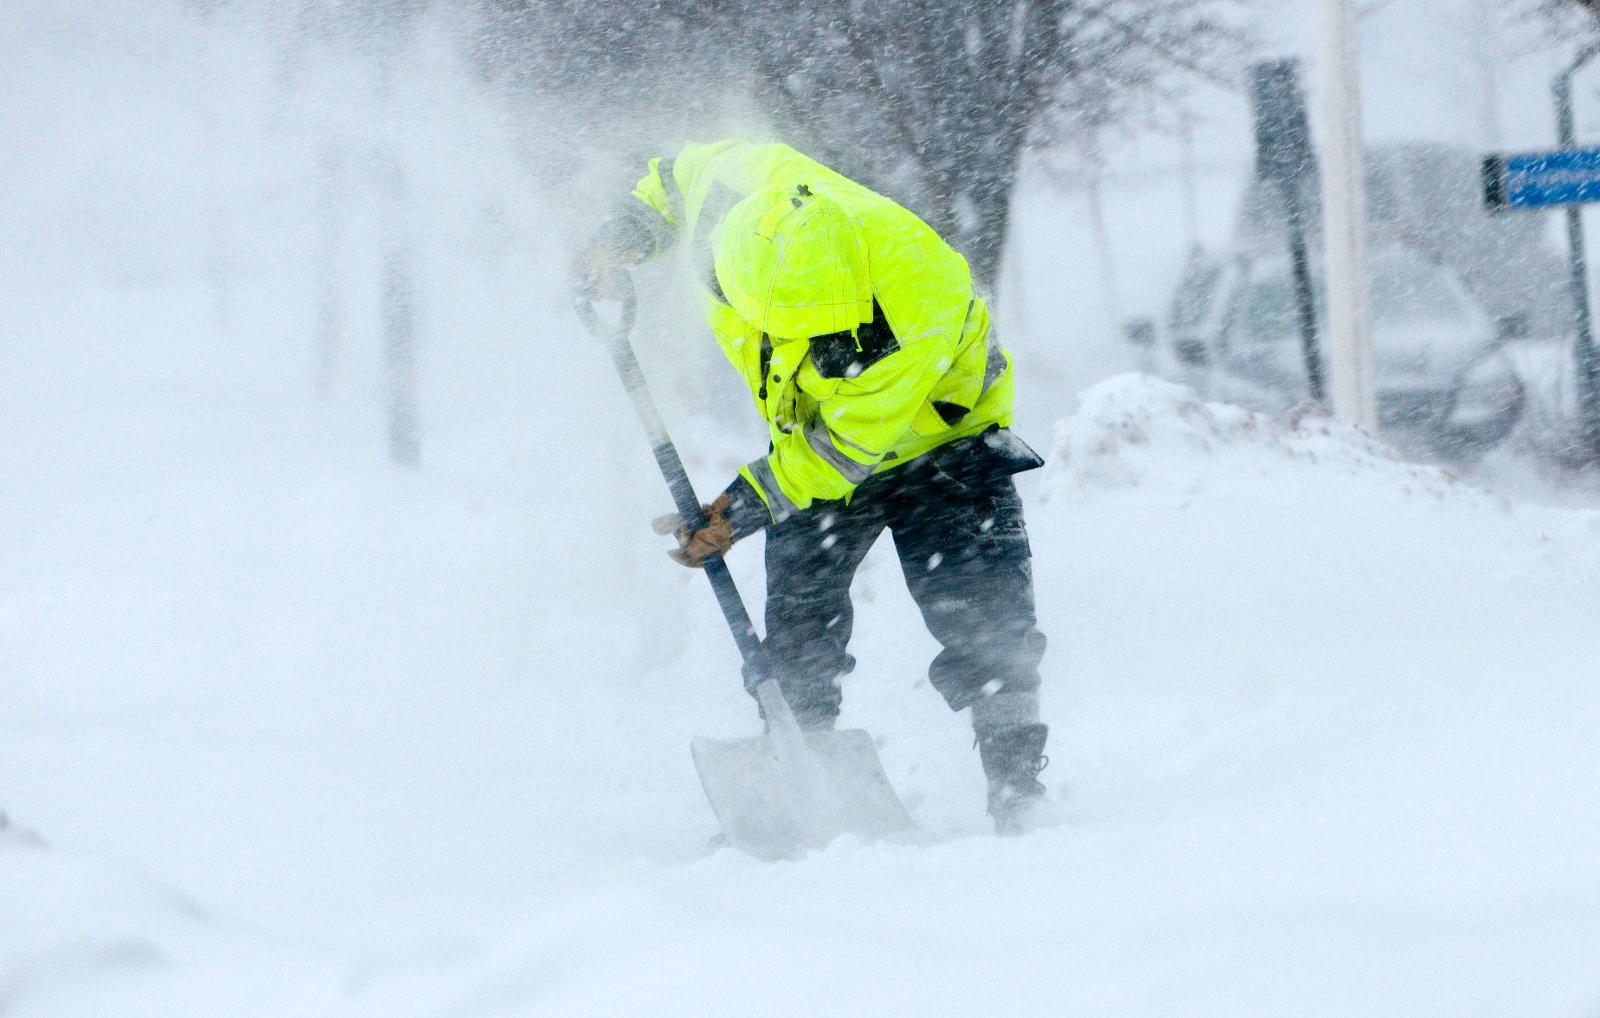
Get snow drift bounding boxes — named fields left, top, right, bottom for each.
left=7, top=368, right=1600, bottom=1015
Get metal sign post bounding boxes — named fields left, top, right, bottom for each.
left=1484, top=42, right=1600, bottom=459
left=1250, top=60, right=1325, bottom=405
left=1556, top=49, right=1600, bottom=458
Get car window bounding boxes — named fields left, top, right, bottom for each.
left=1240, top=257, right=1468, bottom=342
left=1369, top=259, right=1467, bottom=323
left=1243, top=276, right=1302, bottom=343
left=1169, top=260, right=1223, bottom=333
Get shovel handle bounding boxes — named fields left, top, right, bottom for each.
left=572, top=274, right=772, bottom=687
left=571, top=276, right=638, bottom=344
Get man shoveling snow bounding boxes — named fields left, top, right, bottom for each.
left=576, top=139, right=1053, bottom=834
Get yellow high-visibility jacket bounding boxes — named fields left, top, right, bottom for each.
left=624, top=139, right=1016, bottom=522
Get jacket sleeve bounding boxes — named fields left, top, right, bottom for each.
left=736, top=335, right=956, bottom=522
left=620, top=142, right=739, bottom=257
left=627, top=156, right=682, bottom=240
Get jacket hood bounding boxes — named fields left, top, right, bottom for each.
left=712, top=182, right=872, bottom=340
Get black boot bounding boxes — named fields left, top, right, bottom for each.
left=976, top=723, right=1051, bottom=836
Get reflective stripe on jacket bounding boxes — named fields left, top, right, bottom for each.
left=630, top=139, right=1015, bottom=520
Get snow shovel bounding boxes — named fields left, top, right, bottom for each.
left=573, top=274, right=917, bottom=861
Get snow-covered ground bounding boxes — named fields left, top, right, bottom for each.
left=6, top=2, right=1600, bottom=1014
left=8, top=348, right=1600, bottom=1013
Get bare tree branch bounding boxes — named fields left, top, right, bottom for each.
left=472, top=0, right=1258, bottom=294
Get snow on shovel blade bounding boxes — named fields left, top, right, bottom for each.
left=691, top=729, right=919, bottom=861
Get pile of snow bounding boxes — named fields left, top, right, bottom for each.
left=1048, top=374, right=1483, bottom=499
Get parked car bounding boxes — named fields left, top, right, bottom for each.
left=1138, top=141, right=1562, bottom=460
left=1156, top=245, right=1525, bottom=458
left=1230, top=142, right=1571, bottom=340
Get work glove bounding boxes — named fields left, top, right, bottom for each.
left=652, top=493, right=738, bottom=568
left=570, top=237, right=635, bottom=302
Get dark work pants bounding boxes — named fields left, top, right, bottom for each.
left=760, top=436, right=1047, bottom=729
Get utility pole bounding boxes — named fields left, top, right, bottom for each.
left=314, top=140, right=346, bottom=402
left=1315, top=0, right=1377, bottom=430
left=376, top=48, right=420, bottom=468
left=1555, top=42, right=1600, bottom=457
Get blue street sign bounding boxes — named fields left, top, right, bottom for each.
left=1484, top=147, right=1600, bottom=209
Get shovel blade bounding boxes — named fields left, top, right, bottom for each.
left=691, top=728, right=918, bottom=861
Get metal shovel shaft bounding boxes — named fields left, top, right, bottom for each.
left=572, top=279, right=792, bottom=711
left=574, top=275, right=916, bottom=857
